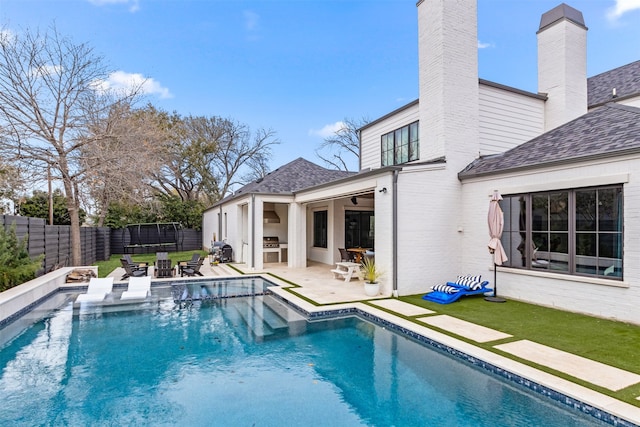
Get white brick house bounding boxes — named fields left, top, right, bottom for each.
left=204, top=1, right=640, bottom=324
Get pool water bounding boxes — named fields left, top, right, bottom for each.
left=0, top=292, right=609, bottom=426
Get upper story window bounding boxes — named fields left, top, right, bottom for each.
left=500, top=186, right=623, bottom=279
left=381, top=121, right=419, bottom=166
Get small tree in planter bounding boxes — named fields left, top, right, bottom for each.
left=0, top=223, right=43, bottom=292
left=360, top=257, right=382, bottom=296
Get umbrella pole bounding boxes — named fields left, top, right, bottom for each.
left=485, top=263, right=506, bottom=303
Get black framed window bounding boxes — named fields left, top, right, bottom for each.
left=381, top=121, right=419, bottom=166
left=313, top=210, right=328, bottom=248
left=501, top=186, right=623, bottom=279
left=345, top=210, right=374, bottom=248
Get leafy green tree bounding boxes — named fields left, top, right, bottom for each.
left=157, top=194, right=205, bottom=230
left=101, top=200, right=160, bottom=229
left=0, top=223, right=43, bottom=291
left=18, top=189, right=86, bottom=225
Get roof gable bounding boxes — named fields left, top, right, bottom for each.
left=228, top=157, right=354, bottom=197
left=459, top=103, right=640, bottom=179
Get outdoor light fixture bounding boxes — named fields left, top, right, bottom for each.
left=379, top=187, right=387, bottom=193
left=351, top=196, right=358, bottom=205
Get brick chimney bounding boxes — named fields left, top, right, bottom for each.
left=417, top=0, right=479, bottom=170
left=537, top=3, right=588, bottom=131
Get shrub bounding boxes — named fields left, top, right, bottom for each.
left=0, top=223, right=44, bottom=292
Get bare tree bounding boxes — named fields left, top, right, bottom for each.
left=315, top=116, right=369, bottom=171
left=150, top=115, right=279, bottom=204
left=0, top=25, right=138, bottom=265
left=80, top=103, right=168, bottom=226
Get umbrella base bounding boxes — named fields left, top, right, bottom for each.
left=485, top=296, right=506, bottom=303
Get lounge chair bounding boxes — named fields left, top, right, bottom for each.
left=181, top=256, right=204, bottom=277
left=120, top=258, right=148, bottom=280
left=76, top=277, right=114, bottom=303
left=422, top=275, right=491, bottom=304
left=121, top=276, right=151, bottom=300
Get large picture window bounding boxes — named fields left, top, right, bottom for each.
left=381, top=121, right=419, bottom=166
left=500, top=186, right=623, bottom=279
left=313, top=210, right=328, bottom=248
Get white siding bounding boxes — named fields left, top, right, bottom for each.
left=459, top=156, right=640, bottom=324
left=479, top=84, right=545, bottom=155
left=360, top=103, right=419, bottom=171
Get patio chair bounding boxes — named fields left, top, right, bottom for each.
left=338, top=248, right=354, bottom=262
left=120, top=258, right=148, bottom=280
left=422, top=275, right=491, bottom=304
left=121, top=276, right=151, bottom=300
left=156, top=252, right=168, bottom=260
left=123, top=254, right=149, bottom=268
left=181, top=256, right=204, bottom=277
left=155, top=258, right=174, bottom=278
left=76, top=277, right=114, bottom=303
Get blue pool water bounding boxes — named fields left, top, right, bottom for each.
left=0, top=285, right=611, bottom=426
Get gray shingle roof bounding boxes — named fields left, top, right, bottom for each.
left=228, top=157, right=354, bottom=197
left=459, top=103, right=640, bottom=179
left=588, top=60, right=640, bottom=107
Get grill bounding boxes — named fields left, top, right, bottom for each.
left=210, top=241, right=233, bottom=263
left=263, top=236, right=280, bottom=248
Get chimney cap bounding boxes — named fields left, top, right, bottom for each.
left=538, top=3, right=587, bottom=33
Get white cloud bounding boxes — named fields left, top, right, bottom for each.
left=96, top=71, right=172, bottom=99
left=29, top=64, right=63, bottom=79
left=309, top=121, right=345, bottom=138
left=478, top=40, right=493, bottom=49
left=607, top=0, right=640, bottom=21
left=244, top=10, right=260, bottom=31
left=87, top=0, right=140, bottom=13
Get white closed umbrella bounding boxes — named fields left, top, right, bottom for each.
left=486, top=190, right=507, bottom=302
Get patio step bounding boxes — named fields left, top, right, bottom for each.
left=262, top=296, right=308, bottom=336
left=234, top=296, right=289, bottom=340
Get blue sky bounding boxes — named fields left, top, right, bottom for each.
left=1, top=0, right=639, bottom=172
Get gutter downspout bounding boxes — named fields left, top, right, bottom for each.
left=392, top=170, right=399, bottom=297
left=250, top=194, right=255, bottom=269
left=218, top=206, right=222, bottom=243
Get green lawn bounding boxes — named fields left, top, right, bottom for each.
left=398, top=294, right=640, bottom=406
left=93, top=250, right=208, bottom=277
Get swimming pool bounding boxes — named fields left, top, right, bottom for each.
left=0, top=280, right=614, bottom=426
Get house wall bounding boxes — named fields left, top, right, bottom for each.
left=360, top=102, right=419, bottom=171
left=393, top=163, right=464, bottom=296
left=459, top=156, right=640, bottom=324
left=479, top=83, right=545, bottom=155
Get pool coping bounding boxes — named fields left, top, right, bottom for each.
left=265, top=280, right=640, bottom=427
left=2, top=270, right=639, bottom=426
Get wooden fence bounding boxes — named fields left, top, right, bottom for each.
left=0, top=215, right=201, bottom=275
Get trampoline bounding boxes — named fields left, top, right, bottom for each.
left=122, top=222, right=183, bottom=254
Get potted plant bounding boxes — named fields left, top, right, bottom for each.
left=360, top=257, right=382, bottom=296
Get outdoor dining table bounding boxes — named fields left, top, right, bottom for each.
left=347, top=248, right=368, bottom=263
